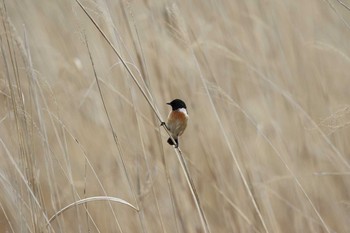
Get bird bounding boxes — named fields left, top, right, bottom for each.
left=162, top=99, right=189, bottom=148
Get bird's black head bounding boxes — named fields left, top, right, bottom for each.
left=167, top=99, right=187, bottom=111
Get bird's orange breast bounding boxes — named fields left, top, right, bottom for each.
left=167, top=110, right=188, bottom=137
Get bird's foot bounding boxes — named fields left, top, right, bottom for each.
left=160, top=122, right=170, bottom=130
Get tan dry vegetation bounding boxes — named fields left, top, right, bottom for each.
left=1, top=0, right=350, bottom=232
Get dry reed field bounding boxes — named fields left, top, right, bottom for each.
left=1, top=0, right=350, bottom=232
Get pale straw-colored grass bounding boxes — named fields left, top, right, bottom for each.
left=1, top=0, right=350, bottom=233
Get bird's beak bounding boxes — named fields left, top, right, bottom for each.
left=166, top=102, right=171, bottom=105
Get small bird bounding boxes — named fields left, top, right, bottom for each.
left=163, top=99, right=189, bottom=148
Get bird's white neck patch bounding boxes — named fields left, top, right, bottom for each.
left=177, top=108, right=188, bottom=116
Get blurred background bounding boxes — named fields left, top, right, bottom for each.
left=1, top=0, right=350, bottom=232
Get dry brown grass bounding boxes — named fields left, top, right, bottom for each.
left=1, top=0, right=350, bottom=232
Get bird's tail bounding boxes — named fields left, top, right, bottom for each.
left=167, top=137, right=178, bottom=146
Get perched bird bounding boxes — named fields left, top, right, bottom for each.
left=163, top=99, right=189, bottom=147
